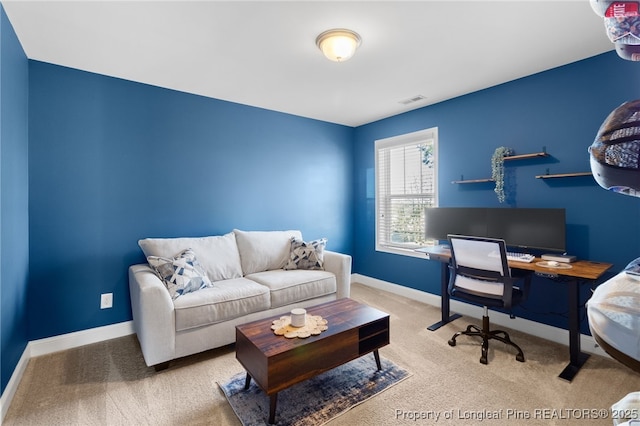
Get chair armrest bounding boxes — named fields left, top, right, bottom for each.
left=323, top=250, right=352, bottom=299
left=128, top=264, right=176, bottom=367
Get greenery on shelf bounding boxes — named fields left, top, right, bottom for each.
left=491, top=146, right=513, bottom=203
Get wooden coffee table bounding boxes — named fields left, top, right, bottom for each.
left=235, top=298, right=390, bottom=424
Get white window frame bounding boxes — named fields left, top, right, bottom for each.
left=375, top=127, right=438, bottom=258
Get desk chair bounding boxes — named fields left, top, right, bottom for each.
left=447, top=235, right=531, bottom=364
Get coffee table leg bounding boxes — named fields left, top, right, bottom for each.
left=374, top=349, right=382, bottom=370
left=244, top=373, right=251, bottom=390
left=269, top=393, right=278, bottom=424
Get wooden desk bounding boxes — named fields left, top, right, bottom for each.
left=416, top=245, right=613, bottom=382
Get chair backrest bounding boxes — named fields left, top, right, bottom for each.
left=448, top=234, right=511, bottom=300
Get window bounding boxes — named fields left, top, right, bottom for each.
left=375, top=128, right=438, bottom=255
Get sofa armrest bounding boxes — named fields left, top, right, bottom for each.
left=323, top=250, right=352, bottom=299
left=128, top=264, right=176, bottom=367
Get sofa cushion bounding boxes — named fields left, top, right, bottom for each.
left=234, top=229, right=302, bottom=275
left=147, top=249, right=213, bottom=300
left=172, top=277, right=270, bottom=332
left=138, top=232, right=243, bottom=282
left=284, top=237, right=327, bottom=270
left=246, top=269, right=336, bottom=308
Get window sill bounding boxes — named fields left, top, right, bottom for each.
left=376, top=245, right=431, bottom=259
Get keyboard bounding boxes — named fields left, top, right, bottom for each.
left=506, top=251, right=535, bottom=263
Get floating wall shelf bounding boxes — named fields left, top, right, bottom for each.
left=451, top=177, right=494, bottom=184
left=503, top=151, right=549, bottom=161
left=535, top=171, right=593, bottom=179
left=453, top=150, right=550, bottom=184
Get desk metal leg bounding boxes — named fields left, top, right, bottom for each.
left=558, top=278, right=590, bottom=381
left=428, top=262, right=461, bottom=331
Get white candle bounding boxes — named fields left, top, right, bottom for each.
left=291, top=308, right=306, bottom=327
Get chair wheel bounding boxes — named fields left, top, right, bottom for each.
left=480, top=356, right=488, bottom=365
left=448, top=339, right=456, bottom=347
left=516, top=354, right=525, bottom=362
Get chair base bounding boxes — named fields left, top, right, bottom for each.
left=448, top=314, right=525, bottom=364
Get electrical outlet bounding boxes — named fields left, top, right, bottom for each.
left=100, top=293, right=113, bottom=309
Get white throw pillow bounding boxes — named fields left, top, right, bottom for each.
left=138, top=232, right=243, bottom=282
left=234, top=229, right=302, bottom=275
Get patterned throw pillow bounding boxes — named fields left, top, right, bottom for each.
left=147, top=248, right=213, bottom=300
left=284, top=238, right=327, bottom=270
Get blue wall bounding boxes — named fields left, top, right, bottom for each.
left=353, top=51, right=640, bottom=334
left=27, top=61, right=354, bottom=340
left=0, top=6, right=29, bottom=394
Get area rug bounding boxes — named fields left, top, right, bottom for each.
left=218, top=355, right=412, bottom=426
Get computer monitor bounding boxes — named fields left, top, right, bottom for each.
left=424, top=207, right=488, bottom=241
left=424, top=207, right=566, bottom=253
left=487, top=208, right=566, bottom=253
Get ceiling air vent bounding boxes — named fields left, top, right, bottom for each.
left=398, top=95, right=426, bottom=105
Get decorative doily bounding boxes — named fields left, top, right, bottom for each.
left=271, top=315, right=328, bottom=339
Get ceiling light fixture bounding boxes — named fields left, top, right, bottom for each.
left=315, top=28, right=361, bottom=62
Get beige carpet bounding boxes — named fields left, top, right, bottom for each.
left=4, top=282, right=640, bottom=425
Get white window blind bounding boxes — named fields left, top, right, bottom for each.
left=375, top=128, right=438, bottom=254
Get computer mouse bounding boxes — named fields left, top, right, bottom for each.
left=548, top=261, right=559, bottom=267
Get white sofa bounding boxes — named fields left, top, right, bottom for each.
left=129, top=229, right=352, bottom=369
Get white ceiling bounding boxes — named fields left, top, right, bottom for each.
left=2, top=1, right=614, bottom=127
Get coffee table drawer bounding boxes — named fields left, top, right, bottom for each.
left=359, top=316, right=390, bottom=355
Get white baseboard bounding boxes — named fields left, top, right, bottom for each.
left=1, top=321, right=134, bottom=423
left=351, top=273, right=609, bottom=359
left=0, top=344, right=31, bottom=422
left=28, top=320, right=134, bottom=357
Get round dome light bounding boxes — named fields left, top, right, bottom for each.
left=315, top=29, right=362, bottom=62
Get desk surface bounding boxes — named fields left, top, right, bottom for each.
left=416, top=245, right=613, bottom=281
